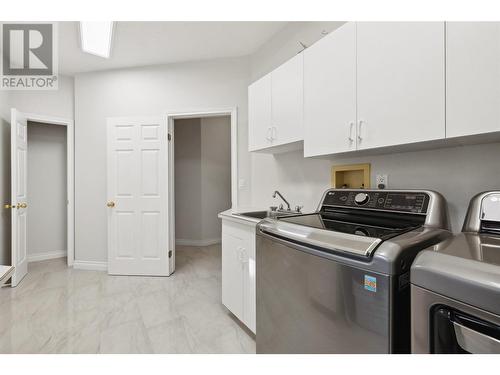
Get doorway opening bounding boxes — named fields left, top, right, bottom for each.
left=174, top=115, right=231, bottom=247
left=26, top=122, right=67, bottom=265
left=7, top=110, right=74, bottom=287
left=167, top=108, right=238, bottom=275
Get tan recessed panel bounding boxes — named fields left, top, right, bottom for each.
left=331, top=163, right=371, bottom=189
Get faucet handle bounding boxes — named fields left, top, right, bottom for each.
left=269, top=206, right=278, bottom=212
left=295, top=205, right=303, bottom=213
left=278, top=203, right=284, bottom=211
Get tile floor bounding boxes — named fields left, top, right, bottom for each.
left=0, top=245, right=255, bottom=354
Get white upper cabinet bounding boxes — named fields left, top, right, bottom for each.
left=356, top=22, right=445, bottom=150
left=248, top=54, right=304, bottom=152
left=304, top=22, right=357, bottom=157
left=248, top=73, right=272, bottom=151
left=251, top=21, right=499, bottom=158
left=446, top=22, right=500, bottom=138
left=271, top=53, right=304, bottom=147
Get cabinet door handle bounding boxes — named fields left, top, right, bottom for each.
left=357, top=120, right=364, bottom=142
left=348, top=122, right=355, bottom=142
left=266, top=127, right=272, bottom=141
left=272, top=126, right=277, bottom=141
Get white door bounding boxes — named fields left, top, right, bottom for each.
left=271, top=53, right=303, bottom=146
left=446, top=22, right=500, bottom=138
left=248, top=73, right=272, bottom=151
left=304, top=22, right=357, bottom=157
left=107, top=116, right=170, bottom=276
left=10, top=109, right=28, bottom=287
left=356, top=22, right=445, bottom=149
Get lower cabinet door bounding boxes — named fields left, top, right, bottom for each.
left=221, top=226, right=244, bottom=321
left=221, top=219, right=256, bottom=333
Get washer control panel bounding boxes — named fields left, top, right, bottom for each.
left=322, top=190, right=430, bottom=214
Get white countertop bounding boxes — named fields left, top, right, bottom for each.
left=218, top=207, right=268, bottom=225
left=0, top=265, right=14, bottom=286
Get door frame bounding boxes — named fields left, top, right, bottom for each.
left=166, top=107, right=238, bottom=274
left=22, top=112, right=75, bottom=267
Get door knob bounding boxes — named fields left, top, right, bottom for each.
left=107, top=201, right=115, bottom=208
left=4, top=204, right=14, bottom=209
left=16, top=203, right=27, bottom=209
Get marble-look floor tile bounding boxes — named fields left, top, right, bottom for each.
left=147, top=316, right=194, bottom=354
left=0, top=246, right=256, bottom=354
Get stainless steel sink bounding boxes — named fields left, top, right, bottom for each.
left=235, top=210, right=297, bottom=220
left=236, top=210, right=269, bottom=219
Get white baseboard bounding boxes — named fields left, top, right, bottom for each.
left=28, top=250, right=67, bottom=263
left=176, top=238, right=221, bottom=247
left=73, top=260, right=108, bottom=271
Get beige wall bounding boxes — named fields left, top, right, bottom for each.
left=174, top=118, right=202, bottom=242
left=250, top=22, right=346, bottom=81
left=174, top=116, right=231, bottom=244
left=27, top=122, right=67, bottom=259
left=200, top=116, right=231, bottom=240
left=74, top=59, right=249, bottom=261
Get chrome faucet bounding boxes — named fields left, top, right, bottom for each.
left=272, top=190, right=291, bottom=211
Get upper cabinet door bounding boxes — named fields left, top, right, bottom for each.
left=304, top=22, right=357, bottom=157
left=248, top=73, right=272, bottom=151
left=446, top=22, right=500, bottom=138
left=271, top=53, right=304, bottom=146
left=356, top=22, right=445, bottom=150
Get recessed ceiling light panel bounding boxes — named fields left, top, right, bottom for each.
left=80, top=21, right=114, bottom=58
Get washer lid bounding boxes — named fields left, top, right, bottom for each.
left=257, top=218, right=383, bottom=257
left=411, top=233, right=500, bottom=315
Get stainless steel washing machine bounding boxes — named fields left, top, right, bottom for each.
left=411, top=191, right=500, bottom=354
left=256, top=188, right=451, bottom=353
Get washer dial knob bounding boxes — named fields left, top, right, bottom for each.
left=354, top=192, right=369, bottom=205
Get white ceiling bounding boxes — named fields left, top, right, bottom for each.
left=58, top=21, right=288, bottom=75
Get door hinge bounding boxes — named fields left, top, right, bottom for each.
left=168, top=133, right=172, bottom=141
left=168, top=250, right=173, bottom=258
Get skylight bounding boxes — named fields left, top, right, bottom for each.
left=80, top=21, right=114, bottom=58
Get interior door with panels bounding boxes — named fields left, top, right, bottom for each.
left=107, top=116, right=170, bottom=276
left=304, top=22, right=357, bottom=156
left=446, top=22, right=500, bottom=138
left=356, top=22, right=445, bottom=149
left=9, top=109, right=29, bottom=286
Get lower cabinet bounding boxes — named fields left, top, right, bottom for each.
left=221, top=218, right=256, bottom=333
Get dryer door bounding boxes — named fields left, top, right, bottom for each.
left=432, top=307, right=500, bottom=354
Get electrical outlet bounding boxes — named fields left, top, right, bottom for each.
left=376, top=174, right=388, bottom=188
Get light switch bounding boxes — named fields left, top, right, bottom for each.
left=238, top=178, right=247, bottom=189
